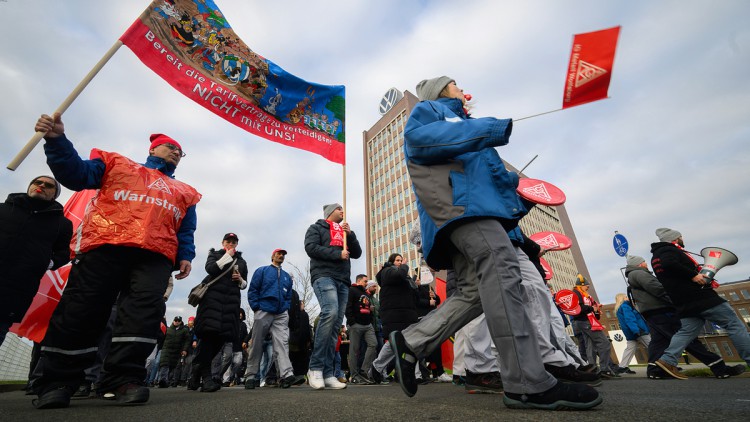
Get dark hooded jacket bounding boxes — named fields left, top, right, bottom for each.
left=650, top=241, right=724, bottom=317
left=625, top=263, right=674, bottom=317
left=194, top=248, right=248, bottom=341
left=0, top=193, right=72, bottom=323
left=376, top=263, right=418, bottom=337
left=159, top=321, right=191, bottom=367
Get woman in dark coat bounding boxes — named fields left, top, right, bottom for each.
left=376, top=253, right=419, bottom=343
left=188, top=233, right=248, bottom=392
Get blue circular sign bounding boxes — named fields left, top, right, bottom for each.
left=613, top=233, right=628, bottom=257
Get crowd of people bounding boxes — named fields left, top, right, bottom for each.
left=3, top=76, right=748, bottom=414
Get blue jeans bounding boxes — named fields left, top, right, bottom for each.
left=661, top=301, right=750, bottom=366
left=310, top=277, right=349, bottom=378
left=258, top=339, right=274, bottom=380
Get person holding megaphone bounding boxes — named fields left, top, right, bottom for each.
left=651, top=228, right=750, bottom=379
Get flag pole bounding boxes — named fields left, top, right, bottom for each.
left=342, top=164, right=348, bottom=250
left=514, top=108, right=562, bottom=122
left=7, top=40, right=124, bottom=171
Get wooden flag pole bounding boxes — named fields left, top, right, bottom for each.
left=7, top=40, right=124, bottom=171
left=342, top=164, right=348, bottom=250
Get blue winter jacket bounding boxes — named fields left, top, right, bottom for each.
left=616, top=301, right=649, bottom=341
left=404, top=98, right=527, bottom=269
left=42, top=134, right=198, bottom=264
left=248, top=264, right=293, bottom=314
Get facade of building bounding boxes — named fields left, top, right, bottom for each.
left=0, top=333, right=32, bottom=381
left=362, top=89, right=598, bottom=299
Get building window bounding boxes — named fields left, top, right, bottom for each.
left=721, top=341, right=734, bottom=357
left=738, top=308, right=750, bottom=324
left=741, top=290, right=750, bottom=300
left=729, top=292, right=741, bottom=301
left=610, top=324, right=616, bottom=331
left=605, top=310, right=611, bottom=318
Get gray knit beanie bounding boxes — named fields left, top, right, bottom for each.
left=416, top=76, right=454, bottom=101
left=29, top=175, right=61, bottom=200
left=655, top=228, right=681, bottom=242
left=323, top=203, right=342, bottom=219
left=626, top=255, right=645, bottom=267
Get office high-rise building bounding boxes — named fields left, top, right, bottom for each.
left=362, top=89, right=598, bottom=300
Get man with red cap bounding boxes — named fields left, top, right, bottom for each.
left=244, top=248, right=304, bottom=389
left=31, top=113, right=201, bottom=409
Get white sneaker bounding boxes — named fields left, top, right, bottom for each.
left=308, top=370, right=324, bottom=390
left=324, top=376, right=347, bottom=389
left=437, top=373, right=453, bottom=383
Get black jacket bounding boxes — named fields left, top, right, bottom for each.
left=416, top=284, right=441, bottom=318
left=304, top=219, right=362, bottom=285
left=376, top=263, right=419, bottom=328
left=159, top=323, right=191, bottom=367
left=346, top=284, right=373, bottom=326
left=194, top=248, right=249, bottom=341
left=0, top=193, right=73, bottom=323
left=650, top=241, right=724, bottom=317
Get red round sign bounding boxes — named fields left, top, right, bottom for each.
left=539, top=257, right=554, bottom=281
left=554, top=289, right=581, bottom=316
left=517, top=178, right=566, bottom=206
left=530, top=231, right=572, bottom=251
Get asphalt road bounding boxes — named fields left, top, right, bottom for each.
left=2, top=369, right=750, bottom=421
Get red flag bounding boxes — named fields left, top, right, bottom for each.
left=9, top=189, right=97, bottom=342
left=562, top=26, right=620, bottom=109
left=119, top=0, right=345, bottom=164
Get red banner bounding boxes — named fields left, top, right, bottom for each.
left=9, top=190, right=97, bottom=342
left=562, top=26, right=620, bottom=109
left=119, top=1, right=345, bottom=164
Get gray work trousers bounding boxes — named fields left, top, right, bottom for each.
left=347, top=323, right=376, bottom=377
left=245, top=310, right=293, bottom=379
left=517, top=249, right=578, bottom=368
left=401, top=219, right=556, bottom=394
left=453, top=314, right=499, bottom=376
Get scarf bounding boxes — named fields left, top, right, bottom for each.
left=327, top=220, right=344, bottom=247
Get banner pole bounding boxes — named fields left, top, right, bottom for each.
left=514, top=108, right=563, bottom=122
left=342, top=164, right=348, bottom=250
left=7, top=40, right=124, bottom=171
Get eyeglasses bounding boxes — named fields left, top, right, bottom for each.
left=162, top=143, right=186, bottom=157
left=32, top=180, right=56, bottom=189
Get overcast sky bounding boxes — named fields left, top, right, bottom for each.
left=1, top=0, right=749, bottom=319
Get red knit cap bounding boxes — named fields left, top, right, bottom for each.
left=149, top=133, right=183, bottom=151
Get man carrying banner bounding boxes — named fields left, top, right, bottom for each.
left=304, top=203, right=362, bottom=390
left=0, top=176, right=73, bottom=347
left=30, top=113, right=201, bottom=409
left=389, top=76, right=601, bottom=410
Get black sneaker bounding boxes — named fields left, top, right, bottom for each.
left=389, top=331, right=418, bottom=397
left=73, top=382, right=92, bottom=398
left=113, top=383, right=150, bottom=404
left=158, top=380, right=169, bottom=388
left=715, top=364, right=746, bottom=379
left=599, top=370, right=621, bottom=379
left=578, top=364, right=597, bottom=373
left=503, top=381, right=602, bottom=410
left=244, top=378, right=256, bottom=390
left=464, top=370, right=503, bottom=394
left=33, top=386, right=73, bottom=409
left=200, top=378, right=221, bottom=393
left=544, top=364, right=602, bottom=387
left=618, top=366, right=636, bottom=375
left=350, top=374, right=374, bottom=385
left=452, top=375, right=465, bottom=386
left=369, top=367, right=383, bottom=384
left=280, top=375, right=304, bottom=388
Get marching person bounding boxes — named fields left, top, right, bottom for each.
left=388, top=76, right=600, bottom=410
left=31, top=113, right=200, bottom=409
left=189, top=233, right=248, bottom=392
left=304, top=203, right=362, bottom=390
left=244, top=248, right=304, bottom=389
left=571, top=275, right=619, bottom=378
left=651, top=228, right=750, bottom=378
left=613, top=293, right=650, bottom=374
left=0, top=175, right=72, bottom=346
